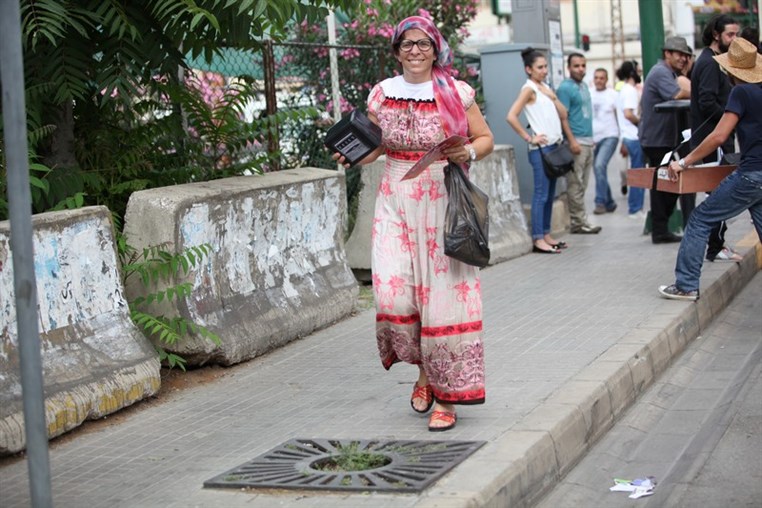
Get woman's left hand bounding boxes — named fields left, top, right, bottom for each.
left=443, top=144, right=472, bottom=164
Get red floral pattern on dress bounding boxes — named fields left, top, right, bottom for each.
left=421, top=320, right=482, bottom=337
left=379, top=178, right=393, bottom=197
left=433, top=255, right=450, bottom=276
left=414, top=284, right=431, bottom=306
left=396, top=220, right=416, bottom=253
left=425, top=226, right=439, bottom=260
left=427, top=180, right=446, bottom=202
left=453, top=280, right=471, bottom=303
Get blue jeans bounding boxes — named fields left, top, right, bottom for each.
left=622, top=138, right=645, bottom=214
left=593, top=137, right=618, bottom=209
left=674, top=170, right=762, bottom=292
left=528, top=146, right=558, bottom=240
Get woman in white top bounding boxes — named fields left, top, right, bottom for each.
left=615, top=60, right=646, bottom=217
left=506, top=47, right=573, bottom=253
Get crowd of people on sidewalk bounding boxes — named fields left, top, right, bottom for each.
left=505, top=15, right=761, bottom=297
left=330, top=13, right=761, bottom=433
left=507, top=14, right=759, bottom=257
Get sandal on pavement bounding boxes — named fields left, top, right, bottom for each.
left=411, top=383, right=434, bottom=414
left=428, top=410, right=457, bottom=432
left=532, top=245, right=561, bottom=254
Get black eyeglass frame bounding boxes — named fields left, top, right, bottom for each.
left=397, top=38, right=434, bottom=52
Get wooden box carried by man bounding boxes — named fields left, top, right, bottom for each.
left=627, top=164, right=736, bottom=194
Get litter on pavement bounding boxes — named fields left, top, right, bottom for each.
left=609, top=477, right=657, bottom=499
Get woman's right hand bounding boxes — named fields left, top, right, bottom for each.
left=531, top=133, right=548, bottom=146
left=331, top=152, right=351, bottom=169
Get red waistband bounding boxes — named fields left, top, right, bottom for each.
left=385, top=149, right=447, bottom=162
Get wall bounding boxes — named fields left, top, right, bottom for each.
left=0, top=207, right=160, bottom=455
left=123, top=168, right=359, bottom=366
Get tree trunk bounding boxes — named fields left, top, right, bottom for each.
left=43, top=101, right=78, bottom=169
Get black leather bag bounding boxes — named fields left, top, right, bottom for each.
left=443, top=162, right=490, bottom=268
left=540, top=143, right=574, bottom=179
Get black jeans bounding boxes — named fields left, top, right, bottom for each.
left=643, top=146, right=696, bottom=239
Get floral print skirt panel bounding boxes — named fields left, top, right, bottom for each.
left=372, top=157, right=485, bottom=405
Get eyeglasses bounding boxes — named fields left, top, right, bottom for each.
left=399, top=38, right=434, bottom=52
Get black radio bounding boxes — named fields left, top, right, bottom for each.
left=324, top=109, right=382, bottom=167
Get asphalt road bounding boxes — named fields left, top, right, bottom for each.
left=536, top=272, right=762, bottom=508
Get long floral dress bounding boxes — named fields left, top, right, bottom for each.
left=367, top=75, right=485, bottom=405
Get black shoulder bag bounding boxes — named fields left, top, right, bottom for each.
left=538, top=142, right=574, bottom=179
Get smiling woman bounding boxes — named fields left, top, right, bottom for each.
left=330, top=15, right=494, bottom=433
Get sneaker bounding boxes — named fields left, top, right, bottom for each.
left=606, top=203, right=618, bottom=213
left=658, top=284, right=699, bottom=301
left=593, top=205, right=607, bottom=215
left=710, top=247, right=742, bottom=262
left=628, top=210, right=647, bottom=219
left=571, top=224, right=602, bottom=234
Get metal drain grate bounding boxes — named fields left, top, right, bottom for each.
left=204, top=438, right=486, bottom=493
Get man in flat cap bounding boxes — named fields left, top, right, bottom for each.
left=639, top=36, right=693, bottom=244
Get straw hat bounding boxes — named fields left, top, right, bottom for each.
left=713, top=38, right=762, bottom=84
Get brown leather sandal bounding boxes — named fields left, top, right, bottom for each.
left=410, top=383, right=434, bottom=414
left=428, top=410, right=457, bottom=432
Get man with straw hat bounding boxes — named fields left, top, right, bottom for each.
left=658, top=37, right=762, bottom=300
left=689, top=14, right=742, bottom=264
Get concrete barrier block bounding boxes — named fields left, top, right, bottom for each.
left=123, top=169, right=359, bottom=366
left=470, top=146, right=532, bottom=263
left=345, top=145, right=532, bottom=273
left=0, top=207, right=160, bottom=455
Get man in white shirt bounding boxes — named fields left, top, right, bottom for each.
left=591, top=68, right=620, bottom=214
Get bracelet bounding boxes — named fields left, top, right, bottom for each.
left=465, top=144, right=477, bottom=161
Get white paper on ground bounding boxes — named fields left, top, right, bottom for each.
left=610, top=477, right=656, bottom=499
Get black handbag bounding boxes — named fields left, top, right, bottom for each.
left=443, top=162, right=490, bottom=268
left=540, top=142, right=574, bottom=179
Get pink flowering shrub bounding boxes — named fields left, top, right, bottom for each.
left=290, top=0, right=479, bottom=116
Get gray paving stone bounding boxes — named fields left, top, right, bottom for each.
left=1, top=203, right=758, bottom=508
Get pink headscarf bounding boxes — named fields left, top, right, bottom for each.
left=392, top=16, right=468, bottom=138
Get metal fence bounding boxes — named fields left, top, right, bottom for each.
left=185, top=40, right=389, bottom=171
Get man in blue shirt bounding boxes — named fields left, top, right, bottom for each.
left=690, top=14, right=742, bottom=262
left=558, top=53, right=601, bottom=234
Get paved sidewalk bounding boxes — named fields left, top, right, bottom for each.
left=1, top=201, right=759, bottom=508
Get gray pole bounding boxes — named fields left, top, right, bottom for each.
left=0, top=1, right=54, bottom=506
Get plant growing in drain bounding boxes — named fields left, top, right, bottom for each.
left=120, top=239, right=220, bottom=370
left=312, top=442, right=390, bottom=472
